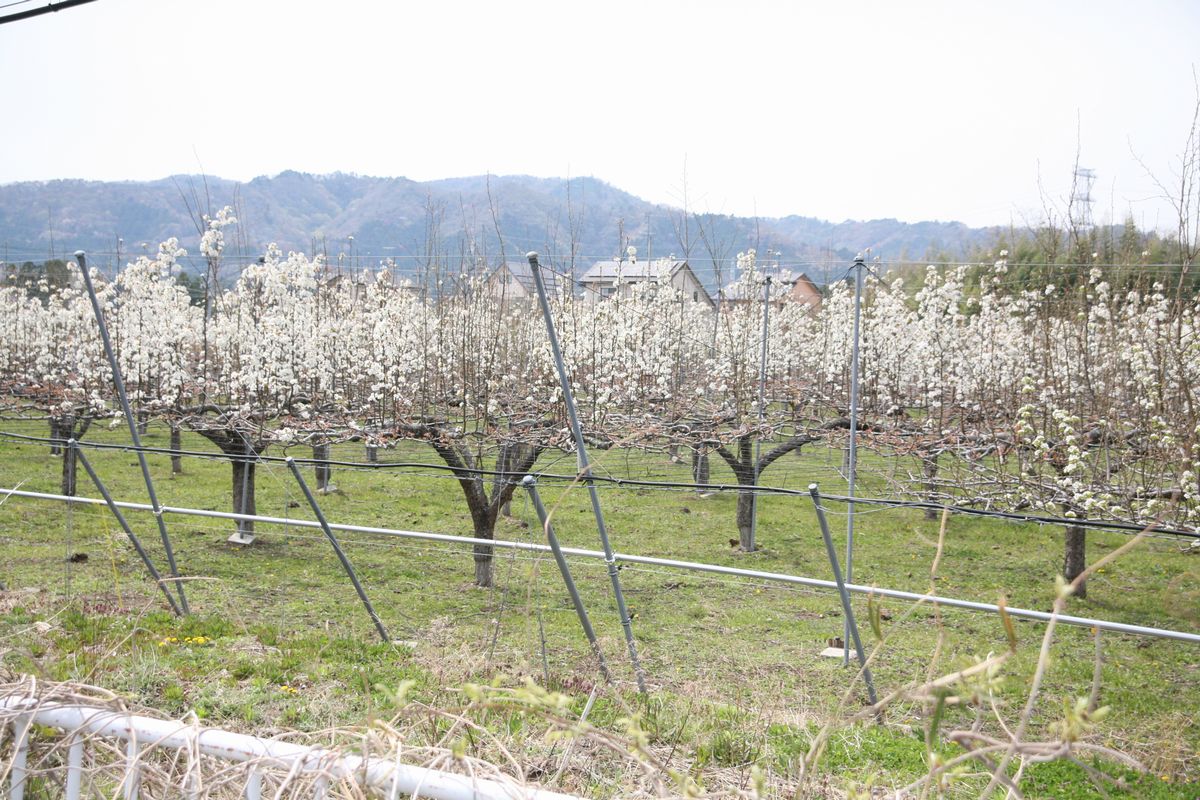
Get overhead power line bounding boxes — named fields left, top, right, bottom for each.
left=0, top=0, right=96, bottom=24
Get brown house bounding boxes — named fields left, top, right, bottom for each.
left=719, top=271, right=823, bottom=312
left=784, top=272, right=823, bottom=310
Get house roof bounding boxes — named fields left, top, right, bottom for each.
left=720, top=270, right=822, bottom=302
left=580, top=259, right=686, bottom=282
left=789, top=271, right=820, bottom=291
left=493, top=261, right=561, bottom=295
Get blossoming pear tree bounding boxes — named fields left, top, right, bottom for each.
left=4, top=229, right=1199, bottom=596
left=0, top=265, right=111, bottom=495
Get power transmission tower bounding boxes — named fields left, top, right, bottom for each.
left=1072, top=166, right=1096, bottom=232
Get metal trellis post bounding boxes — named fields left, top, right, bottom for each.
left=72, top=440, right=183, bottom=616
left=285, top=457, right=390, bottom=642
left=522, top=476, right=612, bottom=683
left=74, top=251, right=189, bottom=614
left=809, top=483, right=878, bottom=706
left=844, top=253, right=865, bottom=664
left=526, top=251, right=648, bottom=693
left=748, top=275, right=771, bottom=552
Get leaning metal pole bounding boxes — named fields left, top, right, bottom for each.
left=747, top=275, right=771, bottom=552
left=75, top=251, right=189, bottom=614
left=522, top=476, right=613, bottom=683
left=809, top=483, right=878, bottom=705
left=844, top=253, right=865, bottom=664
left=71, top=440, right=182, bottom=616
left=286, top=458, right=390, bottom=642
left=526, top=251, right=648, bottom=693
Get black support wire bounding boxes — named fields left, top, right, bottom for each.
left=3, top=429, right=1197, bottom=541
left=0, top=0, right=98, bottom=25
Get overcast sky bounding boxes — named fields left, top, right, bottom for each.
left=1, top=0, right=1197, bottom=228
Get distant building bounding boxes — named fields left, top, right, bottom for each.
left=322, top=269, right=421, bottom=302
left=783, top=272, right=823, bottom=310
left=485, top=261, right=561, bottom=302
left=321, top=271, right=369, bottom=303
left=579, top=258, right=714, bottom=309
left=719, top=270, right=822, bottom=312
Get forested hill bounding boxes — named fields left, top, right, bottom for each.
left=0, top=172, right=997, bottom=284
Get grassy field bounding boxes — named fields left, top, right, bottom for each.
left=1, top=418, right=1198, bottom=798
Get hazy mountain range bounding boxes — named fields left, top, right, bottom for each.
left=0, top=172, right=1002, bottom=287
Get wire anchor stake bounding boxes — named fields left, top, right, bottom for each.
left=522, top=476, right=613, bottom=683
left=810, top=483, right=878, bottom=706
left=72, top=440, right=183, bottom=616
left=527, top=251, right=648, bottom=693
left=75, top=251, right=189, bottom=614
left=286, top=457, right=390, bottom=642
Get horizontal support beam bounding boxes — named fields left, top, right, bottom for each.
left=4, top=485, right=1199, bottom=645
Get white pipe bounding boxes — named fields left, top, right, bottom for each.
left=1, top=699, right=577, bottom=800
left=243, top=769, right=262, bottom=800
left=4, top=486, right=1200, bottom=645
left=65, top=735, right=84, bottom=800
left=8, top=713, right=31, bottom=800
left=123, top=736, right=139, bottom=800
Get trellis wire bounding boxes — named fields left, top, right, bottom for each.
left=3, top=430, right=1196, bottom=540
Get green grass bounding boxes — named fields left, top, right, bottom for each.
left=1, top=418, right=1198, bottom=797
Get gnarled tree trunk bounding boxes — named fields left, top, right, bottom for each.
left=1063, top=523, right=1087, bottom=599
left=716, top=436, right=758, bottom=551
left=715, top=420, right=848, bottom=552
left=471, top=505, right=500, bottom=587
left=231, top=457, right=257, bottom=541
left=53, top=415, right=92, bottom=498
left=493, top=441, right=535, bottom=517
left=922, top=451, right=940, bottom=520
left=735, top=490, right=755, bottom=548
left=415, top=429, right=544, bottom=587
left=313, top=442, right=331, bottom=492
left=60, top=439, right=77, bottom=497
left=193, top=428, right=267, bottom=543
left=692, top=447, right=710, bottom=492
left=169, top=423, right=183, bottom=475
